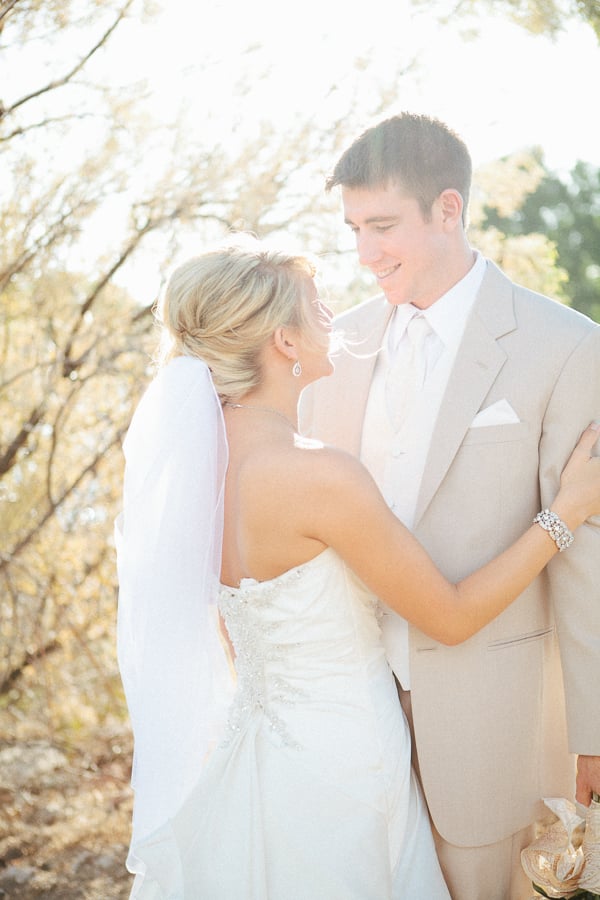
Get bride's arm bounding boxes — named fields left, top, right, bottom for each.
left=302, top=424, right=600, bottom=646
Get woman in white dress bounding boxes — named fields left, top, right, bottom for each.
left=116, top=235, right=600, bottom=900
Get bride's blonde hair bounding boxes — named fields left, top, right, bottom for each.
left=156, top=235, right=319, bottom=402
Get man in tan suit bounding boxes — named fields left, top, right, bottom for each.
left=301, top=113, right=600, bottom=899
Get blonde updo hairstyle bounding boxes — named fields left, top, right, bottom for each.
left=156, top=236, right=319, bottom=403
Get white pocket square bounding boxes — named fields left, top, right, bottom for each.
left=470, top=399, right=520, bottom=428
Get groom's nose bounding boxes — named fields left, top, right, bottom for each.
left=356, top=231, right=383, bottom=268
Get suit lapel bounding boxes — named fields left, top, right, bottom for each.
left=414, top=262, right=517, bottom=526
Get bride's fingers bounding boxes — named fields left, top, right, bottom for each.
left=570, top=423, right=600, bottom=460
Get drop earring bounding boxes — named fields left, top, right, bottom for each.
left=292, top=360, right=302, bottom=377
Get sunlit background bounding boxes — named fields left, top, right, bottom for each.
left=122, top=0, right=599, bottom=170
left=97, top=1, right=600, bottom=299
left=3, top=0, right=599, bottom=302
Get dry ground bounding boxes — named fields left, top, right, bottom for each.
left=0, top=736, right=134, bottom=899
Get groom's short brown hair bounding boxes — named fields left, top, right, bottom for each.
left=326, top=113, right=472, bottom=224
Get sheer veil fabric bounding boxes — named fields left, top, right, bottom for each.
left=115, top=356, right=233, bottom=893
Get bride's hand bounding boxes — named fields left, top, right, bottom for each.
left=552, top=423, right=600, bottom=529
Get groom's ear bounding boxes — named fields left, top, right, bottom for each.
left=437, top=189, right=463, bottom=231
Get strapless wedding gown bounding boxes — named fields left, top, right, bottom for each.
left=133, top=548, right=450, bottom=899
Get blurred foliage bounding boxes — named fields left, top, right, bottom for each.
left=469, top=150, right=570, bottom=302
left=481, top=157, right=600, bottom=322
left=0, top=0, right=406, bottom=744
left=454, top=0, right=600, bottom=40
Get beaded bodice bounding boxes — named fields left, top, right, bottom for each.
left=218, top=548, right=384, bottom=749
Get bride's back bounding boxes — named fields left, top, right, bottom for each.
left=220, top=414, right=329, bottom=588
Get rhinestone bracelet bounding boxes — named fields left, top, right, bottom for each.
left=533, top=509, right=574, bottom=552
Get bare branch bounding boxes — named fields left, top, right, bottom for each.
left=0, top=0, right=19, bottom=25
left=0, top=399, right=46, bottom=476
left=0, top=638, right=62, bottom=696
left=1, top=0, right=135, bottom=120
left=0, top=184, right=102, bottom=292
left=45, top=382, right=78, bottom=505
left=68, top=610, right=124, bottom=704
left=0, top=111, right=97, bottom=143
left=60, top=228, right=153, bottom=371
left=0, top=427, right=126, bottom=571
left=0, top=359, right=55, bottom=393
left=59, top=198, right=230, bottom=371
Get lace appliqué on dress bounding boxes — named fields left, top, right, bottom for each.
left=372, top=597, right=386, bottom=622
left=218, top=566, right=307, bottom=750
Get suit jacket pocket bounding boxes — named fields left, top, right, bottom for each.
left=488, top=626, right=554, bottom=650
left=462, top=421, right=529, bottom=446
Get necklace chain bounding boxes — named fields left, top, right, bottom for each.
left=225, top=403, right=297, bottom=432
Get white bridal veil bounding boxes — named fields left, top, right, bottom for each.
left=115, top=356, right=233, bottom=891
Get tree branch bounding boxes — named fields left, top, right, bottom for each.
left=1, top=0, right=135, bottom=120
left=0, top=0, right=19, bottom=25
left=0, top=359, right=56, bottom=393
left=59, top=195, right=211, bottom=372
left=0, top=184, right=101, bottom=292
left=0, top=427, right=126, bottom=571
left=0, top=639, right=62, bottom=696
left=0, top=112, right=97, bottom=143
left=0, top=399, right=46, bottom=476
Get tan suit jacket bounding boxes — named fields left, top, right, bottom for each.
left=301, top=260, right=600, bottom=847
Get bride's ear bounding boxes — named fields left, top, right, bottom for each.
left=273, top=326, right=298, bottom=364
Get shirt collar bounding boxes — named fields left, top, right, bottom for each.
left=387, top=252, right=486, bottom=352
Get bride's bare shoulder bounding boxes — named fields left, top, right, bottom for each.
left=291, top=437, right=373, bottom=492
left=240, top=436, right=374, bottom=504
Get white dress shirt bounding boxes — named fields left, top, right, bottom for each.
left=360, top=253, right=486, bottom=687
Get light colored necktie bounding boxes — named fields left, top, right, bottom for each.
left=385, top=314, right=432, bottom=432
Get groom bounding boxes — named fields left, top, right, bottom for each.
left=301, top=113, right=600, bottom=899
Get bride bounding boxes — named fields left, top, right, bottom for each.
left=116, top=235, right=600, bottom=899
